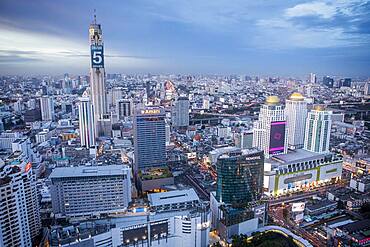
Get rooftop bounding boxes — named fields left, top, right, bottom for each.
left=148, top=189, right=199, bottom=207
left=49, top=165, right=130, bottom=179
left=269, top=149, right=327, bottom=166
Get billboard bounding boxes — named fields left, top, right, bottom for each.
left=90, top=45, right=104, bottom=68
left=292, top=202, right=305, bottom=212
left=269, top=121, right=286, bottom=155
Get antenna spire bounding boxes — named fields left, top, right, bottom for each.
left=93, top=9, right=97, bottom=24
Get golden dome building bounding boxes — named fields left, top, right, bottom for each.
left=252, top=95, right=288, bottom=158
left=285, top=92, right=308, bottom=150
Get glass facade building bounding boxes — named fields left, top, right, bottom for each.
left=134, top=107, right=166, bottom=172
left=216, top=149, right=264, bottom=206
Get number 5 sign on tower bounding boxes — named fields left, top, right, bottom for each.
left=91, top=45, right=104, bottom=68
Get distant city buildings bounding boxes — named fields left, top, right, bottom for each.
left=309, top=73, right=317, bottom=84
left=323, top=76, right=334, bottom=88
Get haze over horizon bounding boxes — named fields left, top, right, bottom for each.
left=0, top=0, right=369, bottom=77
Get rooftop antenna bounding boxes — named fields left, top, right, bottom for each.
left=93, top=9, right=97, bottom=24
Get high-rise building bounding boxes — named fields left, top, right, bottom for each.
left=253, top=96, right=287, bottom=158
left=78, top=96, right=96, bottom=148
left=172, top=96, right=189, bottom=127
left=323, top=76, right=334, bottom=88
left=216, top=149, right=264, bottom=205
left=365, top=82, right=370, bottom=95
left=340, top=78, right=352, bottom=87
left=40, top=96, right=54, bottom=121
left=0, top=157, right=41, bottom=247
left=116, top=99, right=133, bottom=120
left=89, top=14, right=110, bottom=137
left=134, top=107, right=166, bottom=172
left=309, top=73, right=317, bottom=84
left=234, top=130, right=253, bottom=149
left=285, top=92, right=308, bottom=150
left=304, top=106, right=332, bottom=153
left=50, top=165, right=131, bottom=217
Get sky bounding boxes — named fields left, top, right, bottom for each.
left=0, top=0, right=369, bottom=77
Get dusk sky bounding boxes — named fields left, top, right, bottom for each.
left=0, top=0, right=369, bottom=77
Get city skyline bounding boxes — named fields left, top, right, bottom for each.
left=0, top=0, right=370, bottom=76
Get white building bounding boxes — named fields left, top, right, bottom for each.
left=264, top=149, right=342, bottom=196
left=50, top=165, right=131, bottom=217
left=172, top=97, right=189, bottom=127
left=234, top=130, right=253, bottom=149
left=89, top=16, right=110, bottom=137
left=148, top=189, right=200, bottom=213
left=0, top=154, right=41, bottom=247
left=78, top=96, right=96, bottom=148
left=0, top=131, right=23, bottom=151
left=304, top=106, right=332, bottom=153
left=40, top=96, right=54, bottom=121
left=285, top=92, right=308, bottom=150
left=52, top=190, right=210, bottom=247
left=309, top=72, right=317, bottom=84
left=253, top=96, right=288, bottom=158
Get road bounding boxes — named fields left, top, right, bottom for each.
left=269, top=206, right=322, bottom=247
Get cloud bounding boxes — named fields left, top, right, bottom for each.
left=254, top=0, right=370, bottom=49
left=285, top=2, right=336, bottom=19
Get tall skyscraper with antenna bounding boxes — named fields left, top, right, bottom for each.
left=89, top=12, right=110, bottom=137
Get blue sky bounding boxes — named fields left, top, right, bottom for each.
left=0, top=0, right=369, bottom=77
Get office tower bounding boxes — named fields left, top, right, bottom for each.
left=0, top=160, right=41, bottom=247
left=234, top=130, right=253, bottom=149
left=40, top=96, right=54, bottom=121
left=146, top=81, right=156, bottom=104
left=116, top=99, right=133, bottom=120
left=253, top=96, right=287, bottom=158
left=110, top=87, right=124, bottom=108
left=50, top=165, right=131, bottom=217
left=309, top=73, right=317, bottom=84
left=134, top=107, right=166, bottom=172
left=172, top=96, right=189, bottom=127
left=78, top=96, right=96, bottom=148
left=323, top=76, right=334, bottom=88
left=216, top=149, right=264, bottom=205
left=285, top=92, right=308, bottom=150
left=340, top=78, right=352, bottom=87
left=89, top=14, right=109, bottom=137
left=304, top=106, right=332, bottom=153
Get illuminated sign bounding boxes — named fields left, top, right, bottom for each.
left=245, top=156, right=261, bottom=161
left=141, top=109, right=161, bottom=115
left=291, top=202, right=305, bottom=212
left=269, top=121, right=286, bottom=155
left=91, top=45, right=104, bottom=68
left=25, top=162, right=32, bottom=173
